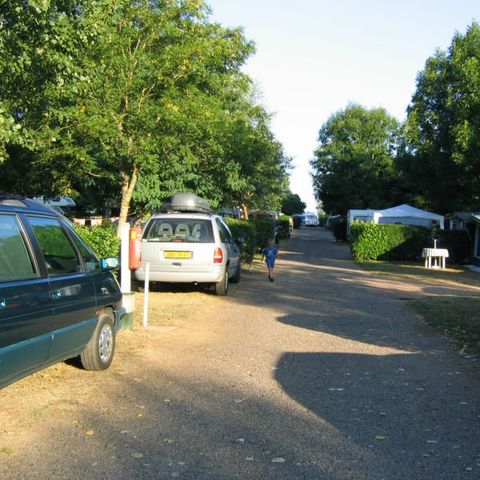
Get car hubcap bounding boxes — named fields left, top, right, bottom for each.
left=99, top=324, right=113, bottom=362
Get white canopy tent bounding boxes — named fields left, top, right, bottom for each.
left=373, top=204, right=444, bottom=229
left=347, top=204, right=444, bottom=236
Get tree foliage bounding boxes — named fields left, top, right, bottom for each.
left=310, top=104, right=401, bottom=215
left=0, top=0, right=289, bottom=229
left=404, top=22, right=480, bottom=213
left=281, top=192, right=306, bottom=215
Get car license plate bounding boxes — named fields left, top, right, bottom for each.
left=163, top=251, right=192, bottom=259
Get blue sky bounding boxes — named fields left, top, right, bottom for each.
left=206, top=0, right=479, bottom=211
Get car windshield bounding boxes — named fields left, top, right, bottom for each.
left=144, top=218, right=214, bottom=243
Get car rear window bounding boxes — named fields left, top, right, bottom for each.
left=144, top=218, right=214, bottom=243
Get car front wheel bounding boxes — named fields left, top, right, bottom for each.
left=80, top=311, right=116, bottom=371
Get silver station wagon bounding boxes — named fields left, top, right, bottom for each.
left=134, top=194, right=241, bottom=295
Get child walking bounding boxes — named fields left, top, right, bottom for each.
left=262, top=239, right=279, bottom=282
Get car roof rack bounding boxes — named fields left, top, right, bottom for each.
left=0, top=194, right=30, bottom=208
left=159, top=193, right=212, bottom=214
left=0, top=194, right=61, bottom=212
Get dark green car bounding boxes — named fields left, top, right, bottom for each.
left=0, top=196, right=125, bottom=389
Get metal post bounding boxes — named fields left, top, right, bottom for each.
left=120, top=222, right=131, bottom=294
left=143, top=262, right=150, bottom=328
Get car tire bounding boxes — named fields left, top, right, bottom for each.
left=230, top=262, right=241, bottom=283
left=214, top=267, right=229, bottom=296
left=80, top=311, right=116, bottom=371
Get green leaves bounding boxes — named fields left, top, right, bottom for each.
left=405, top=21, right=480, bottom=213
left=311, top=104, right=400, bottom=215
left=0, top=0, right=286, bottom=227
left=350, top=223, right=431, bottom=261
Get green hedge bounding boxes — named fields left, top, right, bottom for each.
left=226, top=218, right=256, bottom=263
left=250, top=216, right=276, bottom=250
left=435, top=229, right=471, bottom=263
left=292, top=215, right=302, bottom=229
left=350, top=223, right=431, bottom=261
left=350, top=223, right=472, bottom=263
left=331, top=216, right=347, bottom=242
left=73, top=223, right=120, bottom=259
left=277, top=215, right=292, bottom=238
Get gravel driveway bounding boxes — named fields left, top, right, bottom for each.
left=1, top=227, right=480, bottom=479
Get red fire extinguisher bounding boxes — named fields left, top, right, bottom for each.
left=129, top=227, right=142, bottom=270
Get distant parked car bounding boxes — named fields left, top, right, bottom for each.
left=0, top=196, right=125, bottom=389
left=134, top=193, right=241, bottom=295
left=305, top=212, right=319, bottom=226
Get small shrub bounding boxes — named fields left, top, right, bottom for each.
left=277, top=215, right=292, bottom=238
left=250, top=216, right=276, bottom=250
left=318, top=214, right=328, bottom=227
left=435, top=229, right=471, bottom=263
left=331, top=216, right=347, bottom=241
left=73, top=223, right=120, bottom=259
left=292, top=215, right=302, bottom=229
left=350, top=223, right=430, bottom=261
left=226, top=218, right=255, bottom=263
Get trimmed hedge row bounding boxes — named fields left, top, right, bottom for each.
left=277, top=215, right=292, bottom=238
left=330, top=216, right=347, bottom=242
left=350, top=223, right=471, bottom=263
left=74, top=216, right=291, bottom=265
left=350, top=223, right=431, bottom=261
left=249, top=216, right=276, bottom=250
left=73, top=222, right=120, bottom=259
left=226, top=216, right=280, bottom=263
left=225, top=218, right=256, bottom=263
left=435, top=229, right=471, bottom=263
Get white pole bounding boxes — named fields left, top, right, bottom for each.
left=143, top=262, right=150, bottom=328
left=120, top=222, right=131, bottom=293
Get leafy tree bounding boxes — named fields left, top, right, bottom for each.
left=0, top=0, right=288, bottom=228
left=405, top=22, right=480, bottom=213
left=281, top=192, right=306, bottom=215
left=310, top=104, right=401, bottom=215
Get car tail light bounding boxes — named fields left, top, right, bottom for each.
left=214, top=247, right=223, bottom=264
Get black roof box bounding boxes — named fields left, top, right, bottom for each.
left=170, top=193, right=211, bottom=213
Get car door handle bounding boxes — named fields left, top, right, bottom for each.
left=0, top=297, right=6, bottom=309
left=52, top=290, right=62, bottom=299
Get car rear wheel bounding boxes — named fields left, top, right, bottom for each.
left=214, top=267, right=229, bottom=296
left=80, top=311, right=115, bottom=371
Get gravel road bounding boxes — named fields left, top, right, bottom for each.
left=1, top=227, right=480, bottom=479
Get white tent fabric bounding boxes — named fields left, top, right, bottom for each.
left=373, top=204, right=444, bottom=229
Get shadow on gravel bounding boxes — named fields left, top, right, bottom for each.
left=224, top=228, right=480, bottom=477
left=274, top=350, right=480, bottom=478
left=1, top=367, right=379, bottom=480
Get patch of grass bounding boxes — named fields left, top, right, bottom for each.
left=411, top=296, right=480, bottom=354
left=356, top=260, right=480, bottom=287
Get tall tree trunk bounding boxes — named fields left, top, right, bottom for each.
left=117, top=166, right=139, bottom=237
left=241, top=204, right=249, bottom=220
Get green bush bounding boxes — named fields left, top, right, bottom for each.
left=318, top=214, right=328, bottom=227
left=435, top=229, right=471, bottom=263
left=331, top=216, right=347, bottom=241
left=277, top=215, right=292, bottom=238
left=226, top=218, right=256, bottom=263
left=350, top=223, right=431, bottom=261
left=73, top=223, right=120, bottom=259
left=250, top=216, right=276, bottom=250
left=292, top=215, right=302, bottom=229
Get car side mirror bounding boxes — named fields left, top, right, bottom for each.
left=101, top=257, right=119, bottom=270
